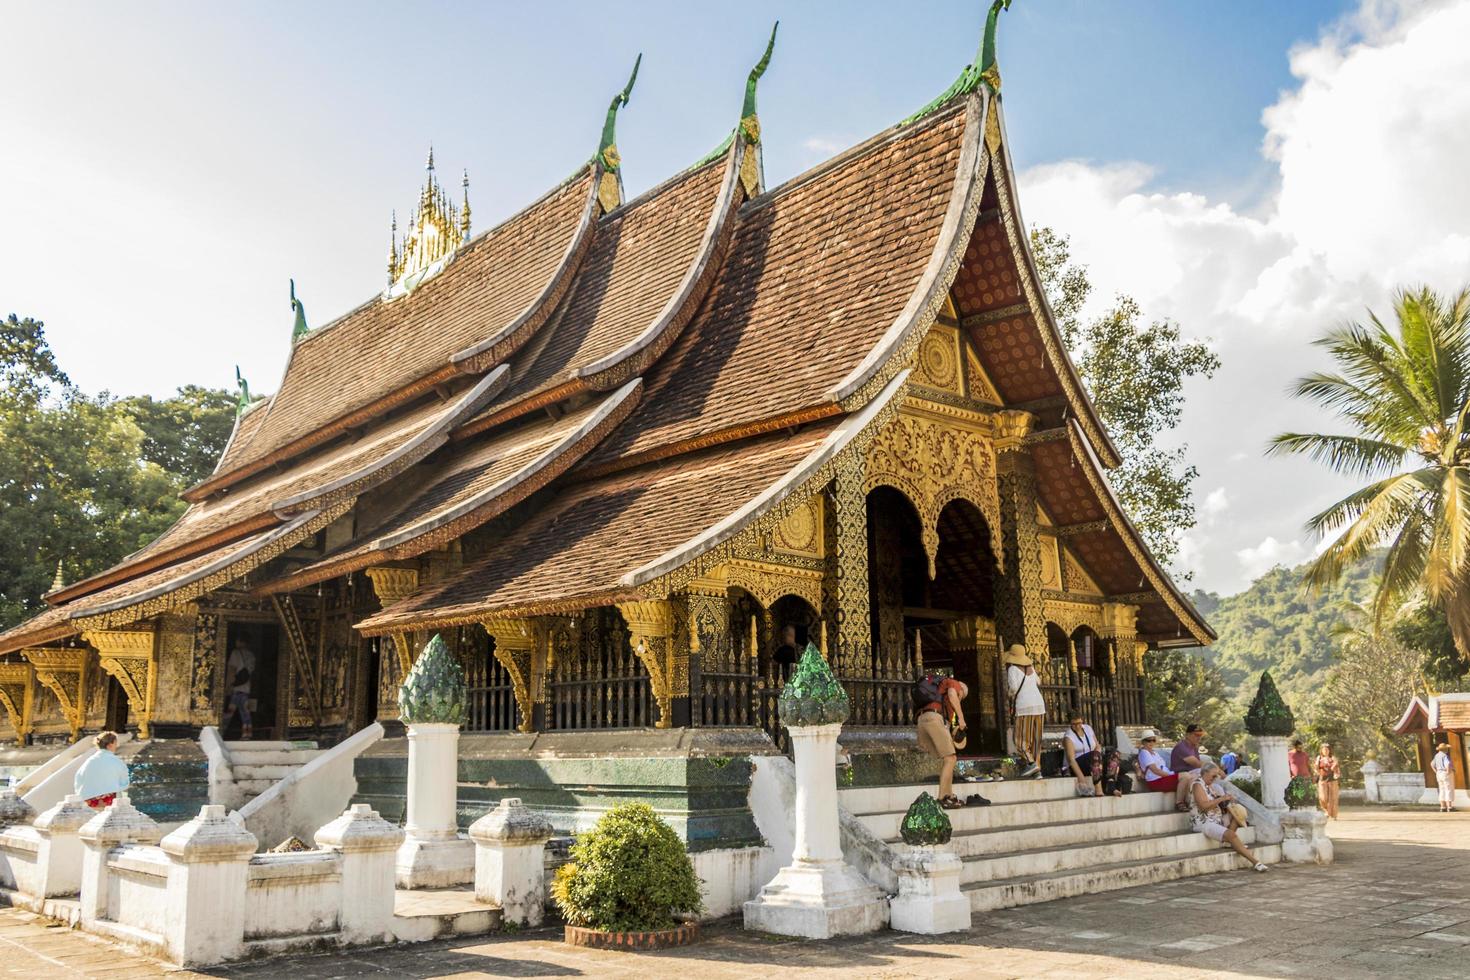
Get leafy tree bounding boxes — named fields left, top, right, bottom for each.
left=116, top=385, right=237, bottom=487
left=0, top=314, right=235, bottom=628
left=1306, top=606, right=1422, bottom=777
left=1391, top=600, right=1465, bottom=690
left=1270, top=286, right=1470, bottom=662
left=1142, top=647, right=1243, bottom=750
left=1032, top=229, right=1220, bottom=570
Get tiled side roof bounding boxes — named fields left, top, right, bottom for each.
left=196, top=169, right=598, bottom=490
left=357, top=421, right=839, bottom=632
left=503, top=159, right=729, bottom=404
left=211, top=399, right=271, bottom=476
left=586, top=106, right=971, bottom=467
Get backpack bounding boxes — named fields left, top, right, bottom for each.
left=913, top=673, right=945, bottom=710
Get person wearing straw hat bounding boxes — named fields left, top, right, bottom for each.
left=1004, top=644, right=1045, bottom=778
left=1432, top=740, right=1455, bottom=812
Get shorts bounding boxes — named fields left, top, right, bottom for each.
left=1145, top=773, right=1180, bottom=792
left=1200, top=822, right=1227, bottom=842
left=916, top=711, right=955, bottom=758
left=85, top=793, right=116, bottom=810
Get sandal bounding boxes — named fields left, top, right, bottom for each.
left=940, top=795, right=965, bottom=810
left=1175, top=801, right=1190, bottom=812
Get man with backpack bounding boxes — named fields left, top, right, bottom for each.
left=915, top=672, right=969, bottom=809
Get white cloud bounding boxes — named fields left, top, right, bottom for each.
left=1017, top=0, right=1470, bottom=595
left=801, top=136, right=847, bottom=157
left=1236, top=536, right=1307, bottom=581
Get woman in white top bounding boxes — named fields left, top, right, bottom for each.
left=1433, top=741, right=1455, bottom=812
left=1063, top=714, right=1101, bottom=797
left=1190, top=763, right=1268, bottom=872
left=1004, top=644, right=1046, bottom=777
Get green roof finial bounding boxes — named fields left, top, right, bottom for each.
left=234, top=365, right=252, bottom=417
left=290, top=279, right=309, bottom=342
left=740, top=22, right=778, bottom=145
left=899, top=0, right=1011, bottom=127
left=598, top=53, right=641, bottom=173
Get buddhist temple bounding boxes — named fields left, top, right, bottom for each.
left=0, top=12, right=1212, bottom=796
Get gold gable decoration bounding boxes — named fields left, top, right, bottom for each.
left=386, top=148, right=470, bottom=298
left=82, top=630, right=156, bottom=739
left=22, top=646, right=89, bottom=740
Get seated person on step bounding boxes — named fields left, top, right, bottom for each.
left=1102, top=748, right=1132, bottom=797
left=1190, top=763, right=1268, bottom=872
left=1171, top=723, right=1208, bottom=809
left=1135, top=730, right=1187, bottom=811
left=1063, top=713, right=1103, bottom=797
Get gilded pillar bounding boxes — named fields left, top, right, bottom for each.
left=481, top=618, right=538, bottom=733
left=0, top=663, right=35, bottom=744
left=993, top=410, right=1046, bottom=659
left=617, top=600, right=678, bottom=729
left=82, top=630, right=156, bottom=739
left=23, top=647, right=90, bottom=740
left=827, top=466, right=870, bottom=674
left=685, top=576, right=730, bottom=726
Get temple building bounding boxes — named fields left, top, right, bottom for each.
left=0, top=17, right=1212, bottom=779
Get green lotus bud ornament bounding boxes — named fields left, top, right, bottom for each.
left=900, top=791, right=952, bottom=846
left=777, top=642, right=850, bottom=728
left=399, top=633, right=467, bottom=726
left=1244, top=670, right=1295, bottom=737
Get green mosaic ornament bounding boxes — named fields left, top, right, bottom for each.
left=399, top=633, right=467, bottom=726
left=1243, top=670, right=1295, bottom=737
left=899, top=0, right=1011, bottom=126
left=899, top=791, right=952, bottom=846
left=777, top=642, right=850, bottom=728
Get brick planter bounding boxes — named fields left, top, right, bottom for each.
left=563, top=921, right=700, bottom=950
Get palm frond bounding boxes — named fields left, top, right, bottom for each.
left=1268, top=432, right=1407, bottom=477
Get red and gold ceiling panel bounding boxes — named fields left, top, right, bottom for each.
left=1031, top=439, right=1106, bottom=527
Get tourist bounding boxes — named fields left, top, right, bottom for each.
left=1288, top=739, right=1311, bottom=779
left=1314, top=743, right=1342, bottom=818
left=1136, top=731, right=1186, bottom=810
left=1004, top=644, right=1045, bottom=778
left=1220, top=747, right=1239, bottom=775
left=916, top=675, right=969, bottom=809
left=1063, top=713, right=1102, bottom=797
left=73, top=731, right=129, bottom=810
left=224, top=636, right=256, bottom=739
left=1433, top=741, right=1455, bottom=812
left=1102, top=748, right=1132, bottom=797
left=1189, top=763, right=1269, bottom=872
left=1170, top=723, right=1207, bottom=807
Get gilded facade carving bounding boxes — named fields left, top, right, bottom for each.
left=23, top=646, right=90, bottom=739
left=616, top=600, right=676, bottom=729
left=188, top=612, right=219, bottom=717
left=0, top=664, right=34, bottom=742
left=912, top=324, right=964, bottom=396
left=828, top=464, right=870, bottom=673
left=717, top=559, right=823, bottom=613
left=481, top=617, right=537, bottom=733
left=82, top=629, right=156, bottom=738
left=994, top=419, right=1047, bottom=657
left=771, top=494, right=824, bottom=559
left=273, top=595, right=321, bottom=729
left=153, top=605, right=198, bottom=730
left=1039, top=532, right=1062, bottom=590
left=864, top=400, right=1003, bottom=577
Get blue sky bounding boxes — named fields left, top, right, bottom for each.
left=5, top=1, right=1467, bottom=595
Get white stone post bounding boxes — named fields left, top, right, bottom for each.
left=315, top=803, right=405, bottom=943
left=1281, top=807, right=1334, bottom=864
left=78, top=794, right=161, bottom=927
left=160, top=804, right=258, bottom=966
left=1361, top=758, right=1382, bottom=804
left=744, top=645, right=886, bottom=939
left=31, top=794, right=93, bottom=897
left=469, top=797, right=555, bottom=926
left=0, top=789, right=35, bottom=829
left=1257, top=736, right=1290, bottom=813
left=890, top=847, right=970, bottom=934
left=395, top=633, right=474, bottom=888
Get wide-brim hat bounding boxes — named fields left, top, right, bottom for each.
left=1139, top=729, right=1159, bottom=743
left=1003, top=644, right=1032, bottom=667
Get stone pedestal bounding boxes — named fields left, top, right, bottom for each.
left=316, top=803, right=404, bottom=943
left=396, top=721, right=473, bottom=888
left=78, top=794, right=161, bottom=927
left=469, top=797, right=554, bottom=926
left=1280, top=808, right=1334, bottom=864
left=29, top=794, right=93, bottom=897
left=1257, top=736, right=1290, bottom=813
left=744, top=721, right=886, bottom=938
left=0, top=789, right=35, bottom=829
left=1360, top=759, right=1381, bottom=804
left=889, top=846, right=970, bottom=934
left=160, top=805, right=258, bottom=966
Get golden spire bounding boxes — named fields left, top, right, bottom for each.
left=387, top=210, right=399, bottom=286
left=460, top=170, right=471, bottom=239
left=386, top=144, right=468, bottom=292
left=50, top=560, right=65, bottom=593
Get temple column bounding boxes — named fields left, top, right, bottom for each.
left=617, top=600, right=679, bottom=728
left=0, top=663, right=35, bottom=745
left=684, top=577, right=731, bottom=727
left=993, top=411, right=1046, bottom=659
left=827, top=466, right=870, bottom=675
left=1100, top=602, right=1140, bottom=728
left=148, top=604, right=199, bottom=738
left=481, top=618, right=538, bottom=733
left=82, top=631, right=155, bottom=738
left=24, top=646, right=91, bottom=740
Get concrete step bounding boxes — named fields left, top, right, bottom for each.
left=840, top=777, right=1075, bottom=815
left=222, top=740, right=318, bottom=752
left=233, top=779, right=276, bottom=795
left=857, top=790, right=1173, bottom=839
left=226, top=749, right=323, bottom=767
left=908, top=810, right=1192, bottom=859
left=233, top=764, right=309, bottom=781
left=963, top=843, right=1282, bottom=912
left=958, top=827, right=1258, bottom=885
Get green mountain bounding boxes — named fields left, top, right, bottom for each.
left=1188, top=554, right=1382, bottom=719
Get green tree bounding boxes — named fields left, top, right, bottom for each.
left=1142, top=647, right=1243, bottom=750
left=116, top=385, right=237, bottom=488
left=1032, top=229, right=1220, bottom=570
left=1307, top=605, right=1423, bottom=776
left=1270, top=286, right=1470, bottom=662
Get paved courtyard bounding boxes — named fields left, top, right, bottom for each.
left=2, top=808, right=1466, bottom=979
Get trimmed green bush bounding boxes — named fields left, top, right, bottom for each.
left=1285, top=774, right=1317, bottom=809
left=1230, top=777, right=1263, bottom=804
left=551, top=802, right=703, bottom=932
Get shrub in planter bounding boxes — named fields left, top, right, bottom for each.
left=551, top=802, right=703, bottom=934
left=1230, top=777, right=1263, bottom=804
left=1285, top=775, right=1318, bottom=809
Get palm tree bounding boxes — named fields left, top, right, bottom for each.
left=1270, top=286, right=1470, bottom=662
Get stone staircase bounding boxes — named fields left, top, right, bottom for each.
left=839, top=777, right=1282, bottom=912
left=222, top=741, right=321, bottom=807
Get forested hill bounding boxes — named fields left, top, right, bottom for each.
left=1188, top=554, right=1382, bottom=713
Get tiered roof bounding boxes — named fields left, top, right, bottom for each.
left=0, top=13, right=1212, bottom=654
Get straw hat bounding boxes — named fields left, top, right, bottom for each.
left=1002, top=644, right=1032, bottom=667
